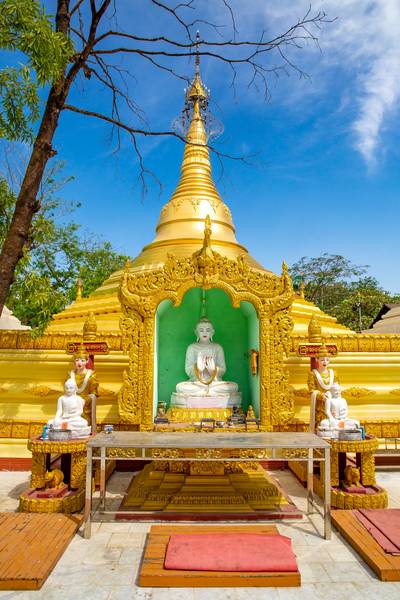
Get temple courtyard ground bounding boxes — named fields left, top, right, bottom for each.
left=0, top=467, right=399, bottom=599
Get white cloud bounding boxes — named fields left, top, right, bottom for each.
left=321, top=0, right=400, bottom=167
left=219, top=0, right=400, bottom=167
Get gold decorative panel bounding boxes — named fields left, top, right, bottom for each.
left=119, top=235, right=294, bottom=430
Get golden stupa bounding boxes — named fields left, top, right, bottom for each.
left=0, top=54, right=400, bottom=464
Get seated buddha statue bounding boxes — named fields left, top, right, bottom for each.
left=48, top=379, right=91, bottom=438
left=319, top=383, right=360, bottom=431
left=170, top=317, right=242, bottom=409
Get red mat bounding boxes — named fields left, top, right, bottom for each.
left=164, top=533, right=298, bottom=572
left=355, top=509, right=400, bottom=555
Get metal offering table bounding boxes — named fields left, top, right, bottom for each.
left=83, top=431, right=331, bottom=539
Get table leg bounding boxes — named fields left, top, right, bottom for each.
left=307, top=447, right=314, bottom=514
left=83, top=446, right=92, bottom=539
left=324, top=446, right=331, bottom=540
left=100, top=446, right=106, bottom=510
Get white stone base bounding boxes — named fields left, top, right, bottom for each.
left=70, top=427, right=91, bottom=438
left=170, top=392, right=242, bottom=409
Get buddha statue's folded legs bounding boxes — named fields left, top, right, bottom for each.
left=176, top=380, right=239, bottom=395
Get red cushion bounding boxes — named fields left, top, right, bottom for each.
left=164, top=533, right=298, bottom=572
left=355, top=509, right=400, bottom=554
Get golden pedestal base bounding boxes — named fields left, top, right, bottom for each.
left=290, top=436, right=388, bottom=510
left=19, top=436, right=89, bottom=514
left=124, top=461, right=288, bottom=513
left=19, top=488, right=85, bottom=513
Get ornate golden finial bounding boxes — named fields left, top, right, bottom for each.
left=186, top=31, right=209, bottom=105
left=124, top=259, right=131, bottom=272
left=308, top=315, right=322, bottom=343
left=76, top=277, right=83, bottom=301
left=316, top=342, right=331, bottom=358
left=198, top=214, right=216, bottom=260
left=193, top=215, right=217, bottom=271
left=204, top=214, right=212, bottom=243
left=281, top=260, right=292, bottom=291
left=73, top=340, right=89, bottom=360
left=195, top=30, right=200, bottom=75
left=299, top=276, right=305, bottom=299
left=83, top=312, right=97, bottom=341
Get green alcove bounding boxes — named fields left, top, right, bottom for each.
left=155, top=288, right=260, bottom=415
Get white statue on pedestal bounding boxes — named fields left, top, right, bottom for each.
left=319, top=383, right=359, bottom=431
left=171, top=317, right=241, bottom=409
left=48, top=379, right=91, bottom=438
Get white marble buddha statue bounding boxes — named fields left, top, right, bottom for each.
left=319, top=383, right=360, bottom=431
left=48, top=379, right=91, bottom=438
left=170, top=317, right=242, bottom=409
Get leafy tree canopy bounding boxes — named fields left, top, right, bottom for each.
left=0, top=0, right=73, bottom=142
left=290, top=254, right=400, bottom=331
left=0, top=162, right=129, bottom=332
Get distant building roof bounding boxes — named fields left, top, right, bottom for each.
left=363, top=303, right=400, bottom=334
left=0, top=306, right=30, bottom=330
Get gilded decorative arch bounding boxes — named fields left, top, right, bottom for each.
left=118, top=235, right=294, bottom=430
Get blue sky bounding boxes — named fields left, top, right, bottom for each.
left=5, top=1, right=400, bottom=292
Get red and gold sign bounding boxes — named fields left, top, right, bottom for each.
left=297, top=343, right=337, bottom=357
left=66, top=341, right=109, bottom=355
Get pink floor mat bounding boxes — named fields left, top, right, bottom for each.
left=164, top=532, right=299, bottom=572
left=354, top=509, right=400, bottom=554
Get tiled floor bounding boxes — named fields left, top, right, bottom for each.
left=0, top=468, right=399, bottom=599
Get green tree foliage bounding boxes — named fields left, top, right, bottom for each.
left=290, top=254, right=400, bottom=332
left=0, top=163, right=129, bottom=331
left=0, top=0, right=73, bottom=142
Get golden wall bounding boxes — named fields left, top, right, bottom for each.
left=1, top=329, right=400, bottom=459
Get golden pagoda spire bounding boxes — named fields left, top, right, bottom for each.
left=185, top=31, right=208, bottom=105
left=131, top=42, right=256, bottom=269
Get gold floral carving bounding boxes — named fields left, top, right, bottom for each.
left=382, top=423, right=399, bottom=438
left=107, top=448, right=140, bottom=458
left=11, top=423, right=30, bottom=438
left=360, top=452, right=376, bottom=486
left=289, top=334, right=400, bottom=354
left=194, top=449, right=223, bottom=459
left=190, top=461, right=225, bottom=475
left=28, top=385, right=60, bottom=398
left=150, top=448, right=182, bottom=459
left=119, top=244, right=293, bottom=429
left=28, top=438, right=89, bottom=454
left=97, top=387, right=117, bottom=398
left=343, top=387, right=375, bottom=401
left=70, top=451, right=87, bottom=489
left=0, top=421, right=12, bottom=437
left=0, top=331, right=122, bottom=351
left=31, top=453, right=46, bottom=489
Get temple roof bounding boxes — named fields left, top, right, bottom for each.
left=363, top=303, right=400, bottom=334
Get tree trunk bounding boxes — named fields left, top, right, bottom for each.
left=0, top=0, right=71, bottom=315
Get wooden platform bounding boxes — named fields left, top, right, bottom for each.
left=0, top=513, right=81, bottom=590
left=332, top=510, right=400, bottom=581
left=139, top=524, right=301, bottom=587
